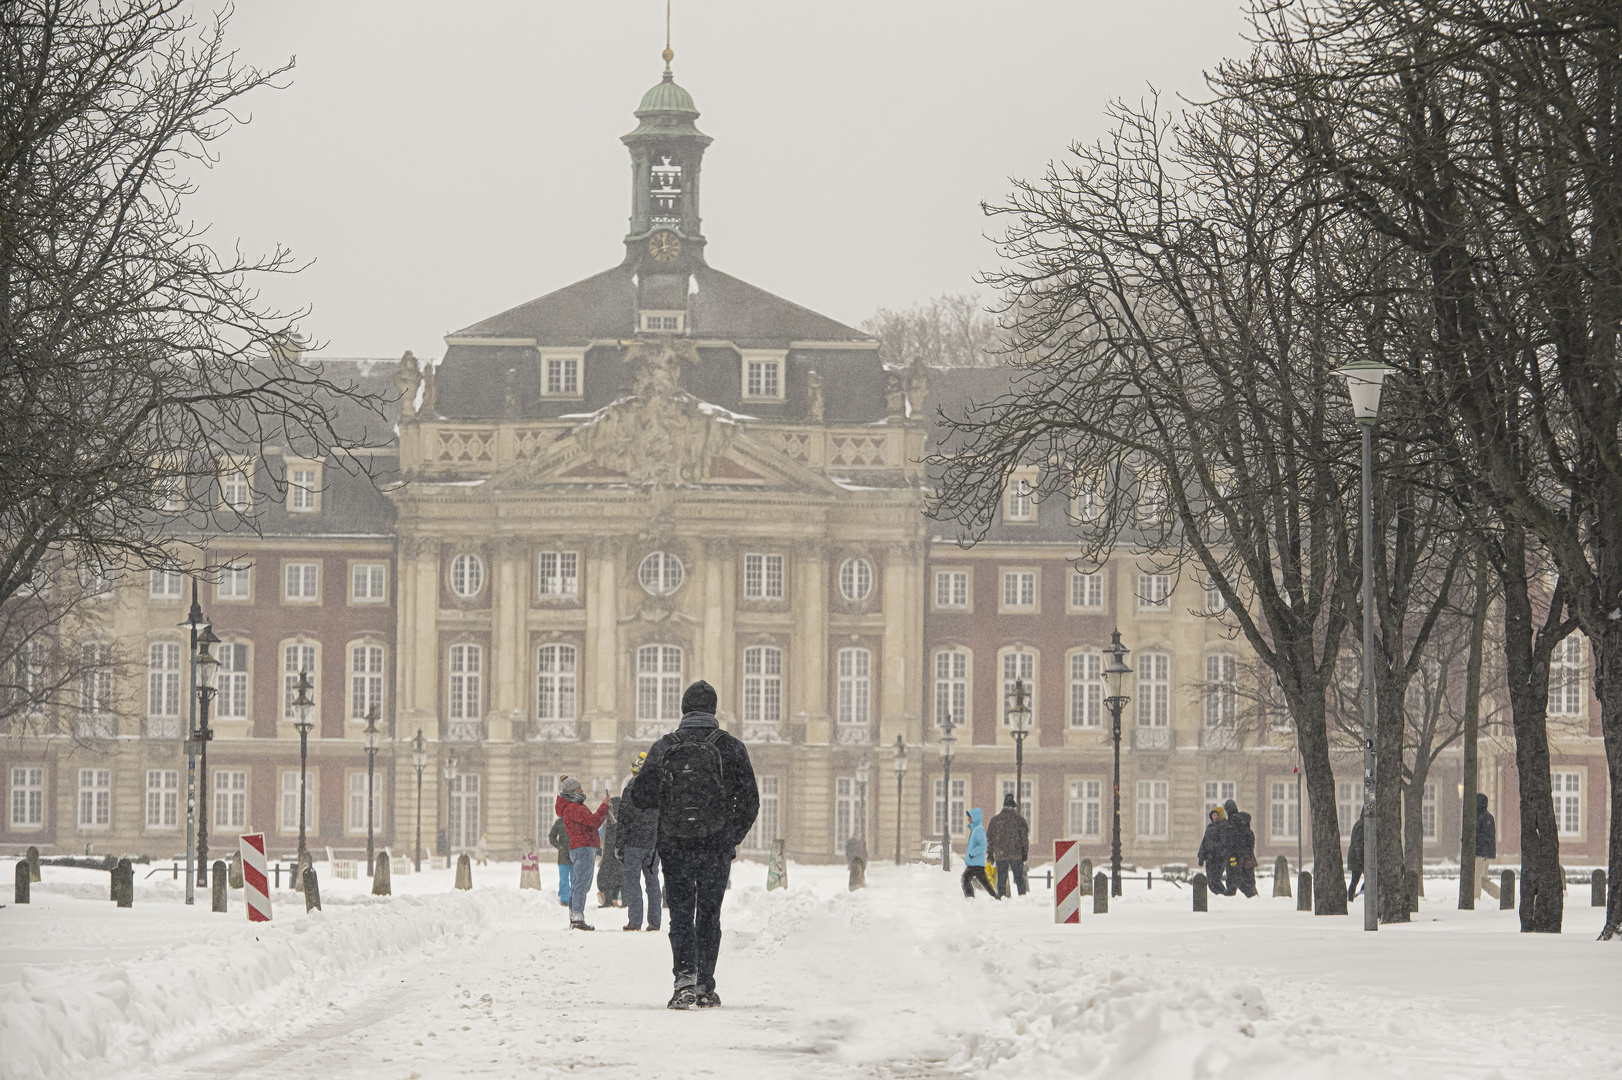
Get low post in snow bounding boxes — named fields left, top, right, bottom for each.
left=229, top=851, right=243, bottom=889
left=1593, top=869, right=1607, bottom=907
left=767, top=839, right=788, bottom=891
left=112, top=858, right=133, bottom=907
left=1193, top=872, right=1208, bottom=912
left=1500, top=869, right=1515, bottom=911
left=1054, top=840, right=1081, bottom=924
left=519, top=849, right=541, bottom=891
left=1078, top=858, right=1093, bottom=895
left=14, top=859, right=29, bottom=903
left=1297, top=871, right=1312, bottom=911
left=373, top=849, right=393, bottom=896
left=240, top=833, right=271, bottom=922
left=1092, top=872, right=1108, bottom=913
left=302, top=865, right=322, bottom=911
left=1273, top=856, right=1291, bottom=898
left=27, top=845, right=41, bottom=882
left=211, top=861, right=228, bottom=912
left=454, top=853, right=473, bottom=891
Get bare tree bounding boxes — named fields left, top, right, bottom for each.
left=862, top=294, right=1008, bottom=368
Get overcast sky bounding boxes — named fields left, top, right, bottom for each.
left=188, top=2, right=1253, bottom=359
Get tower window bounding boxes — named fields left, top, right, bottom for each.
left=639, top=311, right=685, bottom=333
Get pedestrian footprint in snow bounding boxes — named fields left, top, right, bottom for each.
left=556, top=776, right=611, bottom=930
left=629, top=679, right=759, bottom=1010
left=960, top=807, right=1000, bottom=899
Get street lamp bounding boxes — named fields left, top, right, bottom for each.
left=1336, top=358, right=1394, bottom=932
left=411, top=728, right=428, bottom=872
left=363, top=703, right=381, bottom=876
left=1005, top=676, right=1032, bottom=815
left=178, top=583, right=208, bottom=906
left=938, top=713, right=956, bottom=873
left=193, top=625, right=220, bottom=890
left=1102, top=630, right=1133, bottom=898
left=291, top=669, right=315, bottom=865
left=892, top=734, right=908, bottom=866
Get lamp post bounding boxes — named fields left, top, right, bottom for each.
left=1102, top=630, right=1133, bottom=898
left=363, top=703, right=381, bottom=876
left=1337, top=359, right=1393, bottom=932
left=411, top=729, right=427, bottom=872
left=443, top=752, right=459, bottom=858
left=193, top=625, right=219, bottom=890
left=178, top=584, right=208, bottom=905
left=291, top=669, right=315, bottom=866
left=938, top=713, right=956, bottom=873
left=1006, top=676, right=1032, bottom=813
left=892, top=734, right=908, bottom=866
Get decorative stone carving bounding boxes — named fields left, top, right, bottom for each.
left=829, top=434, right=888, bottom=468
left=742, top=721, right=789, bottom=744
left=421, top=357, right=438, bottom=416
left=437, top=429, right=495, bottom=464
left=835, top=724, right=871, bottom=746
left=884, top=370, right=904, bottom=417
left=530, top=720, right=579, bottom=742
left=905, top=357, right=930, bottom=418
left=394, top=351, right=421, bottom=418
left=503, top=367, right=521, bottom=421
left=807, top=369, right=825, bottom=422
left=776, top=431, right=813, bottom=463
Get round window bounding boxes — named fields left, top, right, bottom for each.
left=838, top=558, right=873, bottom=602
left=638, top=551, right=685, bottom=596
left=450, top=553, right=485, bottom=598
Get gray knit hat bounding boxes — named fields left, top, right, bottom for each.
left=559, top=776, right=583, bottom=795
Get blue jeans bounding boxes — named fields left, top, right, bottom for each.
left=569, top=847, right=597, bottom=922
left=622, top=847, right=662, bottom=929
left=557, top=864, right=571, bottom=904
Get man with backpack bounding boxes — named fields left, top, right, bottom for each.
left=629, top=679, right=759, bottom=1011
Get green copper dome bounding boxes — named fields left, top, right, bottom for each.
left=637, top=70, right=697, bottom=117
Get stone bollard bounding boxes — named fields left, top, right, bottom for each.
left=229, top=851, right=244, bottom=889
left=1500, top=869, right=1515, bottom=910
left=1407, top=869, right=1420, bottom=913
left=211, top=861, right=228, bottom=912
left=1092, top=872, right=1108, bottom=913
left=1297, top=871, right=1313, bottom=911
left=1593, top=868, right=1607, bottom=908
left=1078, top=859, right=1093, bottom=895
left=1193, top=872, right=1208, bottom=912
left=454, top=853, right=473, bottom=890
left=27, top=845, right=41, bottom=882
left=293, top=851, right=314, bottom=895
left=766, top=838, right=788, bottom=891
left=15, top=859, right=29, bottom=904
left=372, top=850, right=393, bottom=897
left=113, top=858, right=133, bottom=908
left=302, top=866, right=322, bottom=912
left=1273, top=856, right=1292, bottom=898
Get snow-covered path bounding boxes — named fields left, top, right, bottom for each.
left=3, top=859, right=1619, bottom=1079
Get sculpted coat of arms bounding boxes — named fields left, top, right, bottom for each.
left=574, top=335, right=735, bottom=485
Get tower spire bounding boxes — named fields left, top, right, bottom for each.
left=662, top=1, right=673, bottom=72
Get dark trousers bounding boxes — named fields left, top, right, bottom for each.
left=1232, top=863, right=1258, bottom=898
left=661, top=848, right=730, bottom=994
left=1204, top=861, right=1228, bottom=895
left=961, top=864, right=998, bottom=898
left=995, top=860, right=1028, bottom=897
left=1347, top=868, right=1364, bottom=902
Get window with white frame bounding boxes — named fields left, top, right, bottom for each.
left=1548, top=635, right=1586, bottom=716
left=449, top=553, right=485, bottom=599
left=537, top=551, right=579, bottom=598
left=934, top=570, right=969, bottom=609
left=637, top=645, right=684, bottom=723
left=10, top=766, right=44, bottom=828
left=145, top=769, right=179, bottom=829
left=838, top=558, right=873, bottom=602
left=80, top=643, right=114, bottom=722
left=1002, top=570, right=1037, bottom=611
left=1205, top=654, right=1236, bottom=726
left=1136, top=475, right=1166, bottom=522
left=1137, top=652, right=1170, bottom=727
left=934, top=649, right=968, bottom=727
left=1135, top=779, right=1169, bottom=838
left=1552, top=770, right=1582, bottom=836
left=1339, top=781, right=1359, bottom=837
left=348, top=771, right=384, bottom=835
left=279, top=770, right=316, bottom=833
left=836, top=646, right=870, bottom=726
left=1270, top=780, right=1300, bottom=839
left=1137, top=573, right=1172, bottom=610
left=1069, top=651, right=1103, bottom=728
left=743, top=645, right=783, bottom=723
left=1204, top=577, right=1226, bottom=613
left=447, top=772, right=480, bottom=850
left=1204, top=780, right=1236, bottom=818
left=448, top=643, right=482, bottom=720
left=147, top=642, right=183, bottom=722
left=284, top=562, right=319, bottom=601
left=1068, top=779, right=1102, bottom=837
left=282, top=642, right=317, bottom=721
left=641, top=311, right=685, bottom=333
left=935, top=777, right=967, bottom=836
left=1422, top=782, right=1438, bottom=840
left=214, top=770, right=247, bottom=830
left=350, top=643, right=385, bottom=720
left=159, top=473, right=186, bottom=511
left=537, top=644, right=577, bottom=720
left=1001, top=778, right=1034, bottom=826
left=744, top=776, right=781, bottom=852
left=15, top=640, right=45, bottom=715
left=742, top=352, right=784, bottom=399
left=638, top=551, right=684, bottom=596
left=221, top=463, right=252, bottom=510
left=1001, top=650, right=1035, bottom=727
left=78, top=768, right=111, bottom=828
left=744, top=553, right=784, bottom=600
left=1005, top=475, right=1035, bottom=522
left=149, top=569, right=184, bottom=600
left=218, top=563, right=251, bottom=601
left=535, top=774, right=557, bottom=845
left=834, top=776, right=863, bottom=852
left=542, top=354, right=582, bottom=397
left=288, top=462, right=320, bottom=513
left=1071, top=477, right=1102, bottom=522
left=1070, top=571, right=1104, bottom=611
left=217, top=641, right=249, bottom=720
left=352, top=563, right=386, bottom=602
left=78, top=562, right=112, bottom=596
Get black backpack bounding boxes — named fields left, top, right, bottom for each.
left=659, top=728, right=730, bottom=842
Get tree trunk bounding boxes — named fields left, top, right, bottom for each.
left=1293, top=691, right=1348, bottom=915
left=1458, top=548, right=1488, bottom=910
left=1586, top=622, right=1622, bottom=939
left=1376, top=668, right=1410, bottom=923
left=1404, top=734, right=1433, bottom=900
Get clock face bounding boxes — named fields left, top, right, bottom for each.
left=648, top=231, right=682, bottom=264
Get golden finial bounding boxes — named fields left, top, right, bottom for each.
left=662, top=1, right=674, bottom=67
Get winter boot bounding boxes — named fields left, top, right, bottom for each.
left=695, top=990, right=721, bottom=1009
left=668, top=986, right=699, bottom=1010
left=570, top=920, right=595, bottom=931
left=623, top=924, right=640, bottom=932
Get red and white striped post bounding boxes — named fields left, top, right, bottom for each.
left=240, top=833, right=272, bottom=923
left=1054, top=839, right=1081, bottom=924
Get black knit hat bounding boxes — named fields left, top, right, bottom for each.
left=1003, top=792, right=1017, bottom=808
left=681, top=679, right=717, bottom=715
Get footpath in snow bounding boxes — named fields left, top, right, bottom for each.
left=1, top=857, right=1617, bottom=1080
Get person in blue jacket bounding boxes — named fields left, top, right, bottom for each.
left=960, top=808, right=1000, bottom=899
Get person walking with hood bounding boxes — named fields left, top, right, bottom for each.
left=596, top=798, right=625, bottom=908
left=986, top=792, right=1030, bottom=897
left=1197, top=805, right=1230, bottom=896
left=556, top=776, right=610, bottom=930
left=960, top=807, right=1000, bottom=898
left=630, top=680, right=759, bottom=1010
left=1474, top=793, right=1501, bottom=902
left=617, top=751, right=662, bottom=932
left=1225, top=798, right=1259, bottom=898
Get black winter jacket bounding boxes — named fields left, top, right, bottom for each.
left=1475, top=793, right=1496, bottom=858
left=629, top=712, right=760, bottom=853
left=986, top=808, right=1030, bottom=862
left=548, top=816, right=571, bottom=866
left=1347, top=814, right=1366, bottom=873
left=1197, top=817, right=1229, bottom=865
left=616, top=778, right=660, bottom=854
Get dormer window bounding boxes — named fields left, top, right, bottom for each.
left=741, top=349, right=787, bottom=401
left=640, top=311, right=685, bottom=333
left=541, top=352, right=583, bottom=399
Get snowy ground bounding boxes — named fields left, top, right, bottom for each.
left=1, top=857, right=1616, bottom=1080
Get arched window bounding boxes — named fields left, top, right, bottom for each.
left=638, top=551, right=684, bottom=596
left=934, top=648, right=969, bottom=728
left=1204, top=654, right=1236, bottom=726
left=537, top=644, right=577, bottom=720
left=836, top=647, right=870, bottom=726
left=350, top=641, right=385, bottom=720
left=636, top=644, right=683, bottom=723
left=838, top=558, right=873, bottom=602
left=448, top=643, right=482, bottom=720
left=743, top=645, right=783, bottom=723
left=217, top=639, right=250, bottom=720
left=450, top=553, right=485, bottom=598
left=147, top=642, right=182, bottom=722
left=282, top=641, right=318, bottom=721
left=1068, top=650, right=1103, bottom=729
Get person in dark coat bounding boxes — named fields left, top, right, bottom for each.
left=1225, top=798, right=1258, bottom=898
left=629, top=680, right=759, bottom=1011
left=986, top=792, right=1030, bottom=897
left=617, top=751, right=662, bottom=931
left=548, top=815, right=572, bottom=906
left=596, top=798, right=626, bottom=908
left=1197, top=806, right=1230, bottom=895
left=1474, top=793, right=1501, bottom=901
left=1347, top=808, right=1366, bottom=902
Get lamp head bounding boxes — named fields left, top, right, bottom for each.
left=195, top=625, right=221, bottom=691
left=1005, top=676, right=1032, bottom=733
left=893, top=733, right=908, bottom=773
left=443, top=752, right=458, bottom=781
left=1334, top=360, right=1396, bottom=423
left=364, top=702, right=381, bottom=751
left=411, top=728, right=427, bottom=768
left=1104, top=629, right=1133, bottom=700
left=291, top=668, right=315, bottom=731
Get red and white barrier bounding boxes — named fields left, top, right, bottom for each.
left=240, top=832, right=272, bottom=923
left=1054, top=839, right=1081, bottom=924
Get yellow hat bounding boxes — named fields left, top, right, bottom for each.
left=631, top=751, right=648, bottom=775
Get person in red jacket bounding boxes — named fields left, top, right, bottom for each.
left=556, top=775, right=610, bottom=930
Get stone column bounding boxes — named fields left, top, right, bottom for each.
left=488, top=537, right=527, bottom=742
left=402, top=536, right=441, bottom=736
left=700, top=538, right=735, bottom=715
left=879, top=543, right=911, bottom=745
left=797, top=538, right=829, bottom=745
left=585, top=539, right=619, bottom=742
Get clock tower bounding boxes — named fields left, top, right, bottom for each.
left=623, top=47, right=712, bottom=289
